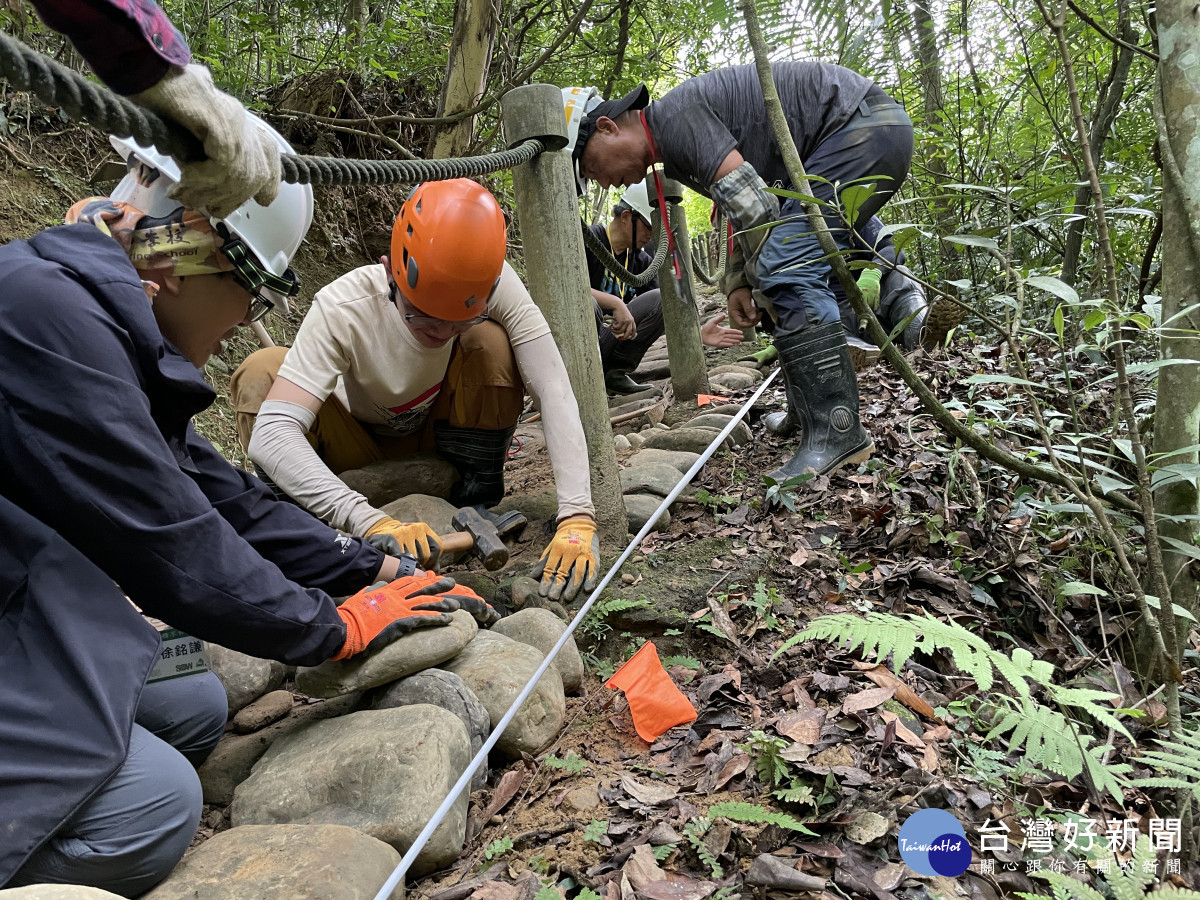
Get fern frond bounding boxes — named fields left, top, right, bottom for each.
left=1051, top=687, right=1134, bottom=740
left=1032, top=870, right=1106, bottom=900
left=986, top=701, right=1085, bottom=779
left=1082, top=745, right=1130, bottom=807
left=1108, top=836, right=1157, bottom=900
left=683, top=817, right=723, bottom=879
left=1150, top=890, right=1200, bottom=899
left=1129, top=776, right=1200, bottom=800
left=1138, top=752, right=1200, bottom=780
left=780, top=612, right=1040, bottom=701
left=708, top=801, right=817, bottom=835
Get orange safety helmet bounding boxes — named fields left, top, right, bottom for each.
left=390, top=179, right=507, bottom=321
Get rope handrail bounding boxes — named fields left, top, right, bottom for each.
left=580, top=212, right=669, bottom=289
left=0, top=30, right=544, bottom=185
left=691, top=215, right=728, bottom=286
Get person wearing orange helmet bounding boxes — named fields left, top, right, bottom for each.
left=231, top=179, right=599, bottom=601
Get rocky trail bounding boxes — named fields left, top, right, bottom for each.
left=159, top=287, right=1200, bottom=899
left=3, top=125, right=1197, bottom=900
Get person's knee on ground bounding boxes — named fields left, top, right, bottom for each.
left=10, top=725, right=203, bottom=897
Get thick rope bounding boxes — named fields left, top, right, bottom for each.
left=580, top=214, right=668, bottom=289
left=0, top=30, right=544, bottom=185
left=691, top=214, right=728, bottom=286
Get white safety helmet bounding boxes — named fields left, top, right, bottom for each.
left=619, top=182, right=653, bottom=226
left=561, top=85, right=600, bottom=194
left=108, top=113, right=313, bottom=315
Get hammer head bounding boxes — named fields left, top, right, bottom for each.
left=451, top=506, right=510, bottom=571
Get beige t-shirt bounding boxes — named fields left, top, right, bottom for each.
left=280, top=261, right=550, bottom=436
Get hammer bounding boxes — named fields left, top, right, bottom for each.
left=438, top=508, right=527, bottom=571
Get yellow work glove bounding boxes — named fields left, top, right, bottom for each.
left=531, top=515, right=600, bottom=603
left=364, top=517, right=442, bottom=570
left=857, top=267, right=882, bottom=309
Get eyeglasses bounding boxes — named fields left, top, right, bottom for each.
left=390, top=283, right=490, bottom=330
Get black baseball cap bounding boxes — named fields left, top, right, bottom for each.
left=572, top=84, right=651, bottom=168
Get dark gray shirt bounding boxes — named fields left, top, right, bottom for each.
left=645, top=62, right=875, bottom=196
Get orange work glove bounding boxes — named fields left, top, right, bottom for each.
left=435, top=584, right=501, bottom=626
left=606, top=641, right=697, bottom=742
left=364, top=517, right=442, bottom=570
left=530, top=515, right=600, bottom=603
left=331, top=573, right=457, bottom=660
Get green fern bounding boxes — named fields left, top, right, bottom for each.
left=986, top=700, right=1088, bottom=779
left=683, top=817, right=724, bottom=879
left=583, top=819, right=608, bottom=844
left=772, top=781, right=815, bottom=804
left=777, top=612, right=1035, bottom=701
left=1016, top=836, right=1200, bottom=900
left=708, top=800, right=818, bottom=835
left=542, top=752, right=588, bottom=774
left=784, top=611, right=1136, bottom=804
left=1131, top=719, right=1200, bottom=802
left=742, top=730, right=790, bottom=788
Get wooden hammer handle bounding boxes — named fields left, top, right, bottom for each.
left=438, top=531, right=474, bottom=553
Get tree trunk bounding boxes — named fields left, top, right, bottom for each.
left=1151, top=0, right=1200, bottom=637
left=347, top=0, right=367, bottom=48
left=1060, top=0, right=1135, bottom=286
left=903, top=0, right=959, bottom=276
left=429, top=0, right=500, bottom=159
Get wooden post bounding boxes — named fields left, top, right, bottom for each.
left=500, top=85, right=628, bottom=540
left=649, top=175, right=709, bottom=402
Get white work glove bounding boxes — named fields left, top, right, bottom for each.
left=132, top=64, right=281, bottom=218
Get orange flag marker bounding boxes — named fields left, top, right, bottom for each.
left=697, top=394, right=732, bottom=407
left=606, top=641, right=698, bottom=742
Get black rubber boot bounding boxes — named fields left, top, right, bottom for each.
left=766, top=323, right=874, bottom=482
left=434, top=422, right=517, bottom=509
left=764, top=357, right=798, bottom=437
left=605, top=369, right=653, bottom=395
left=880, top=265, right=930, bottom=350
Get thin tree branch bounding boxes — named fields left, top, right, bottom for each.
left=1065, top=0, right=1158, bottom=61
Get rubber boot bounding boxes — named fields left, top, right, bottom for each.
left=605, top=369, right=653, bottom=395
left=766, top=323, right=874, bottom=482
left=881, top=265, right=931, bottom=351
left=434, top=422, right=517, bottom=509
left=764, top=356, right=798, bottom=437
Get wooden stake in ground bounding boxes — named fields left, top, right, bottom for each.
left=500, top=84, right=628, bottom=541
left=650, top=175, right=709, bottom=403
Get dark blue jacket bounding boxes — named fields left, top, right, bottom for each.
left=0, top=225, right=385, bottom=883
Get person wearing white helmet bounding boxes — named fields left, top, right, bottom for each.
left=586, top=182, right=663, bottom=394
left=584, top=182, right=744, bottom=395
left=0, top=114, right=489, bottom=894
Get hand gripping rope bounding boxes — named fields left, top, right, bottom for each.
left=370, top=368, right=779, bottom=900
left=0, top=30, right=543, bottom=185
